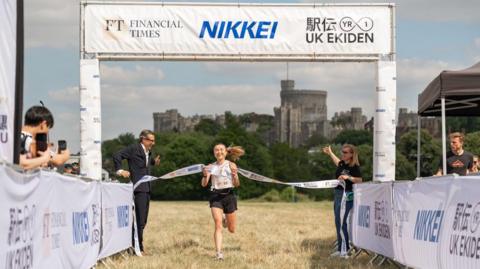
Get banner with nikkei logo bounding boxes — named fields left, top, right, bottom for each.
left=352, top=182, right=394, bottom=258
left=42, top=172, right=101, bottom=269
left=438, top=177, right=480, bottom=269
left=0, top=166, right=101, bottom=269
left=0, top=0, right=16, bottom=162
left=83, top=3, right=393, bottom=56
left=98, top=182, right=133, bottom=259
left=392, top=177, right=453, bottom=269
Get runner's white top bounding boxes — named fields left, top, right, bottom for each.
left=210, top=160, right=234, bottom=190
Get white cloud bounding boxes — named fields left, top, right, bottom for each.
left=98, top=81, right=279, bottom=140
left=300, top=0, right=480, bottom=23
left=396, top=59, right=454, bottom=111
left=101, top=83, right=279, bottom=114
left=199, top=62, right=376, bottom=117
left=25, top=0, right=79, bottom=48
left=195, top=59, right=467, bottom=119
left=48, top=86, right=78, bottom=102
left=394, top=0, right=480, bottom=23
left=472, top=38, right=480, bottom=62
left=100, top=64, right=165, bottom=84
left=203, top=62, right=282, bottom=77
left=48, top=111, right=80, bottom=154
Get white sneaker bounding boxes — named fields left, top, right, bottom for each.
left=330, top=251, right=341, bottom=257
left=222, top=214, right=227, bottom=228
left=339, top=252, right=349, bottom=259
left=215, top=252, right=224, bottom=260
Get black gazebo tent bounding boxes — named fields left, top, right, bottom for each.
left=417, top=62, right=480, bottom=176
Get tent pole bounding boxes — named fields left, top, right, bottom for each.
left=417, top=115, right=421, bottom=178
left=441, top=97, right=447, bottom=175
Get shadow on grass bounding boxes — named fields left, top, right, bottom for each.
left=301, top=237, right=338, bottom=269
left=202, top=245, right=242, bottom=252
left=301, top=238, right=399, bottom=269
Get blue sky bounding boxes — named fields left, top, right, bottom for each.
left=23, top=0, right=480, bottom=152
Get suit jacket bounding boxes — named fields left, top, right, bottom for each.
left=113, top=143, right=155, bottom=193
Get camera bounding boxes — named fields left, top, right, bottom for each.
left=58, top=140, right=67, bottom=153
left=35, top=133, right=48, bottom=152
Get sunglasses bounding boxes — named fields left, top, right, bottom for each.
left=342, top=151, right=352, bottom=154
left=143, top=137, right=155, bottom=142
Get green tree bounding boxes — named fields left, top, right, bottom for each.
left=396, top=151, right=416, bottom=180
left=333, top=130, right=373, bottom=146
left=270, top=143, right=312, bottom=181
left=102, top=132, right=137, bottom=175
left=194, top=118, right=223, bottom=136
left=214, top=112, right=274, bottom=199
left=151, top=132, right=214, bottom=200
left=447, top=117, right=480, bottom=134
left=118, top=133, right=136, bottom=146
left=357, top=144, right=373, bottom=182
left=307, top=148, right=338, bottom=200
left=397, top=130, right=441, bottom=177
left=465, top=131, right=480, bottom=155
left=304, top=134, right=329, bottom=148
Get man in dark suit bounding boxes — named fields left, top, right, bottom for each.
left=113, top=129, right=160, bottom=254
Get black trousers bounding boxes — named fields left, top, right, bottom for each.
left=133, top=191, right=150, bottom=251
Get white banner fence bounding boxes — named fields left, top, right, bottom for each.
left=352, top=182, right=394, bottom=258
left=0, top=164, right=133, bottom=269
left=0, top=0, right=16, bottom=163
left=99, top=182, right=133, bottom=260
left=353, top=175, right=480, bottom=269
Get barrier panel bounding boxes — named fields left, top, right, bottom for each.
left=438, top=177, right=480, bottom=269
left=0, top=164, right=133, bottom=269
left=352, top=182, right=394, bottom=258
left=98, top=182, right=133, bottom=259
left=392, top=177, right=453, bottom=268
left=354, top=175, right=480, bottom=269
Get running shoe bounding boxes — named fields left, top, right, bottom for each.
left=329, top=251, right=341, bottom=257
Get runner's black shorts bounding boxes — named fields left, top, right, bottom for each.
left=209, top=189, right=237, bottom=214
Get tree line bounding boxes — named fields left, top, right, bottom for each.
left=102, top=113, right=480, bottom=201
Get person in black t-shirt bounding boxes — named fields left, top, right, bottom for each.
left=323, top=144, right=362, bottom=258
left=435, top=132, right=473, bottom=176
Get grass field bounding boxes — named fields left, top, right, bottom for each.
left=101, top=201, right=394, bottom=269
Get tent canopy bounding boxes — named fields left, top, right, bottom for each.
left=418, top=62, right=480, bottom=116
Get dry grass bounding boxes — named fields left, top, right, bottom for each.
left=100, top=201, right=394, bottom=269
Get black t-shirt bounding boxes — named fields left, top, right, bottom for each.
left=335, top=160, right=362, bottom=192
left=439, top=150, right=474, bottom=176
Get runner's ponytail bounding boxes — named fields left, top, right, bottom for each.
left=227, top=146, right=245, bottom=162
